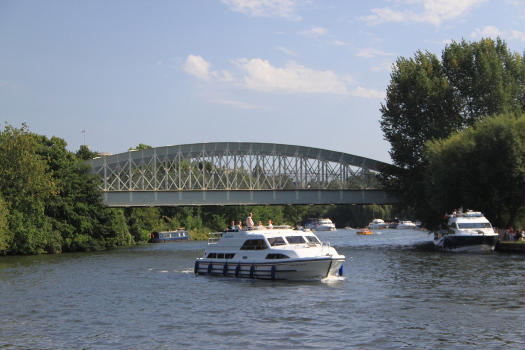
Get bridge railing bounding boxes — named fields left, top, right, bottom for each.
left=88, top=142, right=390, bottom=192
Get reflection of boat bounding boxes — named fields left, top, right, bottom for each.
left=397, top=220, right=416, bottom=229
left=433, top=210, right=498, bottom=252
left=368, top=219, right=387, bottom=229
left=304, top=218, right=336, bottom=231
left=194, top=227, right=345, bottom=280
left=357, top=228, right=373, bottom=235
left=150, top=229, right=189, bottom=243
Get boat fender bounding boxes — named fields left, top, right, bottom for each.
left=235, top=264, right=241, bottom=277
left=270, top=265, right=276, bottom=280
left=338, top=265, right=344, bottom=276
left=249, top=264, right=255, bottom=278
left=194, top=261, right=199, bottom=275
left=207, top=263, right=213, bottom=274
left=223, top=262, right=228, bottom=276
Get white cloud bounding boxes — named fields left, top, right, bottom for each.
left=184, top=55, right=233, bottom=82
left=356, top=48, right=395, bottom=58
left=331, top=39, right=351, bottom=47
left=301, top=26, right=327, bottom=38
left=214, top=99, right=259, bottom=110
left=276, top=46, right=297, bottom=56
left=235, top=58, right=349, bottom=94
left=360, top=0, right=487, bottom=26
left=349, top=86, right=386, bottom=99
left=470, top=25, right=502, bottom=39
left=221, top=0, right=300, bottom=20
left=371, top=61, right=393, bottom=72
left=184, top=55, right=211, bottom=80
left=183, top=55, right=384, bottom=99
left=510, top=30, right=525, bottom=42
left=471, top=26, right=525, bottom=42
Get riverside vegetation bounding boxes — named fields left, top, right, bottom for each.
left=1, top=38, right=523, bottom=255
left=0, top=124, right=394, bottom=255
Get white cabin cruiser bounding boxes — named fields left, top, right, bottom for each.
left=304, top=218, right=336, bottom=231
left=434, top=210, right=498, bottom=252
left=396, top=220, right=416, bottom=229
left=368, top=219, right=387, bottom=229
left=194, top=227, right=345, bottom=280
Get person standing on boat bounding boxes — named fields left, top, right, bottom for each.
left=246, top=212, right=255, bottom=229
left=267, top=220, right=273, bottom=229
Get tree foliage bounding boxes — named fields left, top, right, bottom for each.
left=380, top=38, right=525, bottom=226
left=425, top=113, right=525, bottom=228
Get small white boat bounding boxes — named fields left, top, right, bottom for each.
left=194, top=227, right=345, bottom=280
left=396, top=220, right=416, bottom=229
left=434, top=210, right=498, bottom=252
left=304, top=218, right=336, bottom=231
left=368, top=219, right=387, bottom=229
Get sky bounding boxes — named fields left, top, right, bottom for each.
left=1, top=0, right=524, bottom=163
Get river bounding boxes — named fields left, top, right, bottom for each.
left=1, top=229, right=523, bottom=349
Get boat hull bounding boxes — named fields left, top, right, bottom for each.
left=194, top=257, right=344, bottom=281
left=150, top=237, right=189, bottom=243
left=434, top=235, right=498, bottom=252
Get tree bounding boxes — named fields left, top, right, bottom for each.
left=76, top=145, right=99, bottom=160
left=380, top=38, right=525, bottom=223
left=425, top=113, right=525, bottom=228
left=0, top=195, right=11, bottom=254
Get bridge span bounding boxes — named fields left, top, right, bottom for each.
left=88, top=142, right=396, bottom=206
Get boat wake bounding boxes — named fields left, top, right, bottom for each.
left=321, top=275, right=345, bottom=283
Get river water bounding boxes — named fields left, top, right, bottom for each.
left=1, top=229, right=523, bottom=349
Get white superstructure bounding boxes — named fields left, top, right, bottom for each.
left=434, top=210, right=498, bottom=252
left=304, top=218, right=336, bottom=231
left=396, top=220, right=416, bottom=229
left=368, top=219, right=387, bottom=229
left=194, top=227, right=345, bottom=280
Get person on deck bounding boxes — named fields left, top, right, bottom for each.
left=267, top=220, right=273, bottom=229
left=246, top=212, right=255, bottom=229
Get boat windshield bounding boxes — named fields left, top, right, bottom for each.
left=305, top=236, right=320, bottom=244
left=286, top=236, right=306, bottom=244
left=457, top=222, right=491, bottom=229
left=267, top=237, right=286, bottom=246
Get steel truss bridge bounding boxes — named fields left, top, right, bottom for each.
left=88, top=142, right=396, bottom=207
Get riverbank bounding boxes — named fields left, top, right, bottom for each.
left=495, top=240, right=525, bottom=253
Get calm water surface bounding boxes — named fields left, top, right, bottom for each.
left=1, top=229, right=523, bottom=349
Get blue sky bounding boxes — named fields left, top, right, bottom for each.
left=1, top=0, right=524, bottom=162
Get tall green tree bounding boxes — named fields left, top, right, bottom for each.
left=380, top=38, right=525, bottom=223
left=425, top=113, right=525, bottom=228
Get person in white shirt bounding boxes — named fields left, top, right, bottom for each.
left=246, top=212, right=255, bottom=229
left=267, top=220, right=273, bottom=229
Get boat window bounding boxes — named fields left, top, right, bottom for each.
left=305, top=236, right=320, bottom=244
left=240, top=239, right=268, bottom=250
left=225, top=253, right=235, bottom=259
left=285, top=236, right=306, bottom=244
left=457, top=222, right=492, bottom=229
left=268, top=237, right=286, bottom=246
left=207, top=253, right=217, bottom=258
left=217, top=253, right=224, bottom=259
left=266, top=253, right=290, bottom=259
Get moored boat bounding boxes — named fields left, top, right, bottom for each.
left=150, top=229, right=189, bottom=243
left=194, top=226, right=345, bottom=280
left=396, top=220, right=416, bottom=229
left=433, top=210, right=498, bottom=252
left=304, top=218, right=336, bottom=231
left=368, top=219, right=387, bottom=229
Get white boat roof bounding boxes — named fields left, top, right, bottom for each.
left=448, top=211, right=490, bottom=222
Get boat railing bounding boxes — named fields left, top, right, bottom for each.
left=208, top=232, right=223, bottom=245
